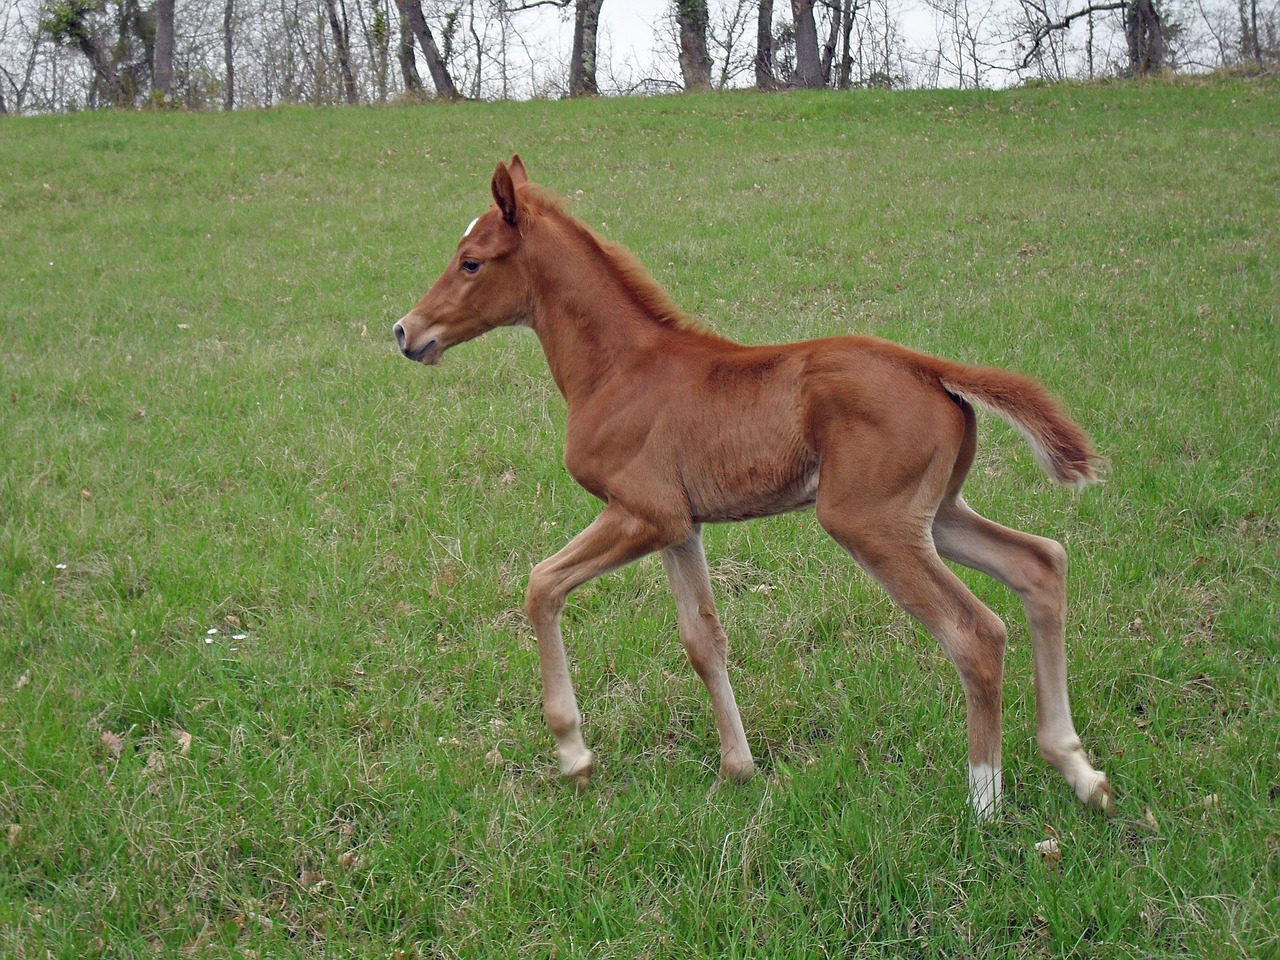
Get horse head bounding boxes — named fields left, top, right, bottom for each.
left=393, top=155, right=532, bottom=365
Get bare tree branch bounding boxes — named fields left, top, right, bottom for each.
left=504, top=0, right=571, bottom=11
left=1017, top=0, right=1127, bottom=70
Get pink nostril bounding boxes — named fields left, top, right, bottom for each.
left=393, top=322, right=407, bottom=352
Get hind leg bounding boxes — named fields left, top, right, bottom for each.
left=817, top=497, right=1010, bottom=819
left=933, top=498, right=1113, bottom=813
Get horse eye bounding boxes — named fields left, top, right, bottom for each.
left=461, top=259, right=481, bottom=275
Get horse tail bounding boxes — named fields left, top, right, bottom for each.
left=931, top=359, right=1107, bottom=489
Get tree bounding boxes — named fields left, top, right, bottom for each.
left=818, top=0, right=841, bottom=82
left=322, top=0, right=359, bottom=102
left=569, top=0, right=603, bottom=96
left=1124, top=0, right=1165, bottom=72
left=836, top=0, right=856, bottom=87
left=395, top=0, right=459, bottom=98
left=153, top=0, right=174, bottom=100
left=503, top=0, right=601, bottom=96
left=0, top=2, right=46, bottom=113
left=852, top=0, right=906, bottom=87
left=355, top=0, right=392, bottom=101
left=756, top=0, right=776, bottom=88
left=926, top=0, right=1000, bottom=88
left=223, top=0, right=235, bottom=108
left=397, top=8, right=423, bottom=94
left=705, top=0, right=757, bottom=89
left=1014, top=0, right=1169, bottom=77
left=675, top=0, right=712, bottom=90
left=42, top=0, right=145, bottom=107
left=1239, top=0, right=1262, bottom=62
left=790, top=0, right=823, bottom=86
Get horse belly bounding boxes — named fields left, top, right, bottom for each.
left=686, top=456, right=819, bottom=523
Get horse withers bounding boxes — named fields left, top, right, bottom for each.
left=392, top=156, right=1113, bottom=819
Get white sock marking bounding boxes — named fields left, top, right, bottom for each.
left=968, top=762, right=1002, bottom=818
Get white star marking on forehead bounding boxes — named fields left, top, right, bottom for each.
left=463, top=216, right=480, bottom=238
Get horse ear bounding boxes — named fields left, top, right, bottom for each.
left=508, top=154, right=529, bottom=187
left=492, top=161, right=519, bottom=227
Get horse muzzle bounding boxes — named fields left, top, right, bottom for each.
left=393, top=320, right=444, bottom=365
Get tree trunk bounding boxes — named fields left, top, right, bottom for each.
left=838, top=0, right=854, bottom=88
left=398, top=11, right=423, bottom=93
left=359, top=0, right=389, bottom=102
left=1247, top=0, right=1261, bottom=62
left=129, top=0, right=156, bottom=88
left=153, top=0, right=175, bottom=99
left=467, top=0, right=484, bottom=98
left=1237, top=0, right=1252, bottom=62
left=223, top=0, right=235, bottom=108
left=755, top=0, right=775, bottom=88
left=819, top=0, right=841, bottom=83
left=675, top=0, right=712, bottom=91
left=569, top=0, right=603, bottom=96
left=395, top=0, right=459, bottom=98
left=791, top=0, right=823, bottom=87
left=323, top=0, right=359, bottom=103
left=44, top=0, right=135, bottom=106
left=1124, top=0, right=1164, bottom=75
left=1087, top=7, right=1095, bottom=78
left=77, top=30, right=131, bottom=106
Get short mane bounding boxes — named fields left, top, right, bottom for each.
left=521, top=184, right=718, bottom=338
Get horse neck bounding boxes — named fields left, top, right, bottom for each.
left=524, top=217, right=671, bottom=403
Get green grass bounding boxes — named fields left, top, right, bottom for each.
left=1, top=79, right=1277, bottom=957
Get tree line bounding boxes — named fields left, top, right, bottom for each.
left=1, top=0, right=1276, bottom=113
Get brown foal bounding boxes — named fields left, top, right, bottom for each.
left=393, top=156, right=1113, bottom=818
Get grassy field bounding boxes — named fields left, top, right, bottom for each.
left=1, top=79, right=1277, bottom=958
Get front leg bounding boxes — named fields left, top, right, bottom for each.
left=524, top=504, right=676, bottom=786
left=661, top=528, right=756, bottom=782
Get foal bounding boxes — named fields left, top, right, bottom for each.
left=393, top=156, right=1113, bottom=818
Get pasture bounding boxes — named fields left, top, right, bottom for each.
left=2, top=79, right=1277, bottom=957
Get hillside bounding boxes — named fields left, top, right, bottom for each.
left=1, top=81, right=1277, bottom=957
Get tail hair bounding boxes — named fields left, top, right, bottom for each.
left=937, top=364, right=1107, bottom=488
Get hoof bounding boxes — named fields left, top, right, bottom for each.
left=719, top=755, right=756, bottom=784
left=560, top=752, right=594, bottom=791
left=1081, top=773, right=1115, bottom=816
left=969, top=797, right=1001, bottom=824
